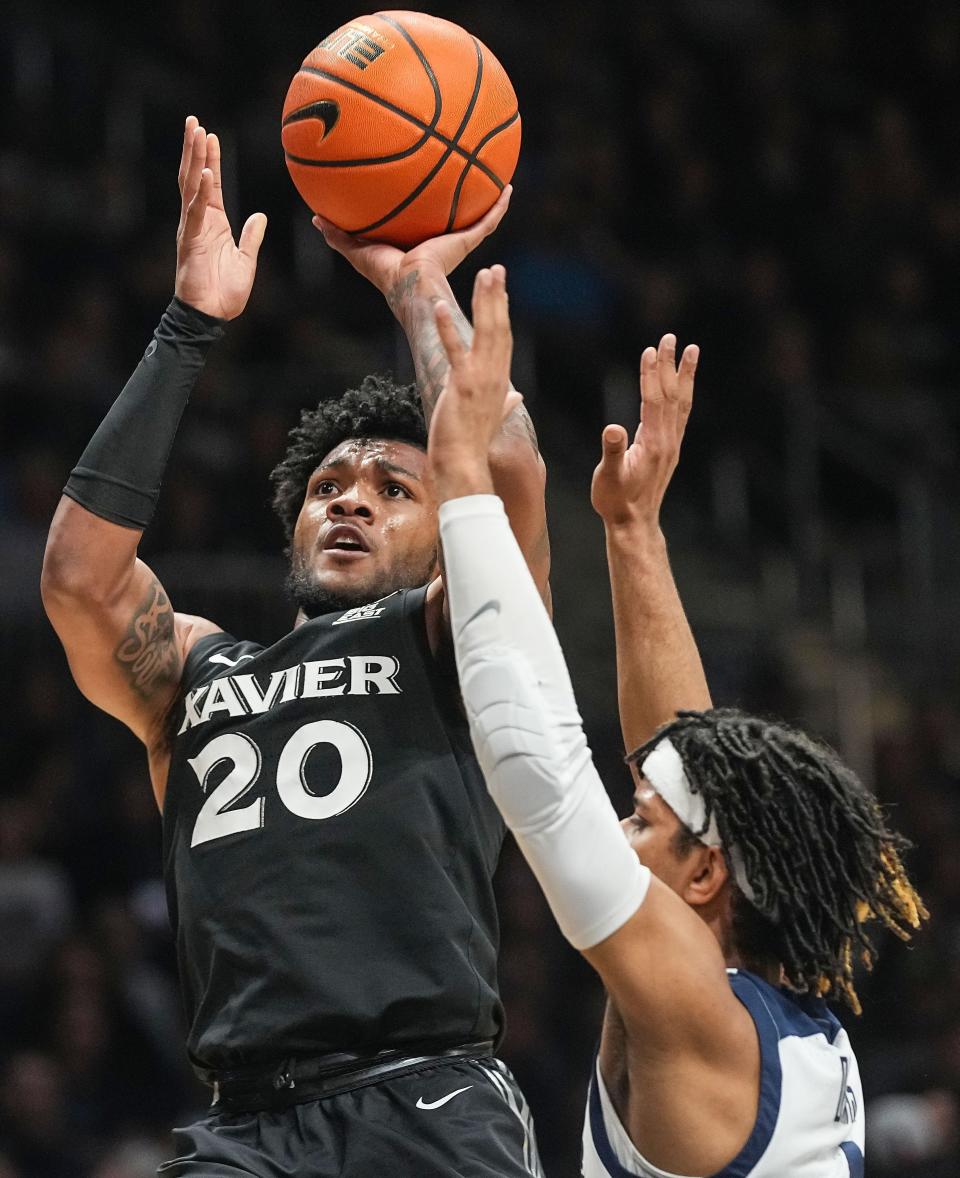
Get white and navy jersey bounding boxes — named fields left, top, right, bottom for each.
left=582, top=969, right=865, bottom=1178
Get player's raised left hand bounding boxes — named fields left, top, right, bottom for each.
left=175, top=116, right=268, bottom=320
left=312, top=187, right=511, bottom=307
left=591, top=335, right=699, bottom=530
left=427, top=264, right=521, bottom=500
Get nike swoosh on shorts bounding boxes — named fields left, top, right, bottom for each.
left=415, top=1085, right=474, bottom=1110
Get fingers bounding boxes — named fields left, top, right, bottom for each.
left=657, top=334, right=678, bottom=399
left=601, top=424, right=629, bottom=455
left=206, top=132, right=224, bottom=210
left=469, top=184, right=512, bottom=243
left=595, top=424, right=629, bottom=478
left=238, top=212, right=268, bottom=261
left=178, top=115, right=199, bottom=194
left=640, top=334, right=700, bottom=428
left=638, top=344, right=665, bottom=438
left=471, top=264, right=511, bottom=358
left=677, top=343, right=699, bottom=416
left=312, top=214, right=357, bottom=255
left=181, top=124, right=207, bottom=212
left=434, top=300, right=468, bottom=370
left=638, top=335, right=700, bottom=459
left=471, top=267, right=495, bottom=339
left=183, top=167, right=213, bottom=239
left=501, top=389, right=524, bottom=421
left=651, top=333, right=699, bottom=402
left=490, top=265, right=513, bottom=375
left=491, top=263, right=510, bottom=335
left=640, top=344, right=660, bottom=394
left=442, top=185, right=513, bottom=263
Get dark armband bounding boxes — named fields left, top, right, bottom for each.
left=64, top=298, right=226, bottom=530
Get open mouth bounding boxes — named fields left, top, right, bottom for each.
left=321, top=523, right=370, bottom=555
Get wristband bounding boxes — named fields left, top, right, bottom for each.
left=64, top=297, right=225, bottom=530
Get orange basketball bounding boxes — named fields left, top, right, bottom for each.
left=281, top=11, right=520, bottom=246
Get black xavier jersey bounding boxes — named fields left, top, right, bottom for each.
left=162, top=587, right=506, bottom=1075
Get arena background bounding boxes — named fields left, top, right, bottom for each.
left=1, top=2, right=958, bottom=1174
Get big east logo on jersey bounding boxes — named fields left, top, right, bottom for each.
left=332, top=601, right=387, bottom=625
left=179, top=655, right=401, bottom=734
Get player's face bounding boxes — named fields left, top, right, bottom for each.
left=622, top=783, right=700, bottom=895
left=287, top=438, right=439, bottom=618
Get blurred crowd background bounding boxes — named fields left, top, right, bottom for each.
left=1, top=1, right=958, bottom=1175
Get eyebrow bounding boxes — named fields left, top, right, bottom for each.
left=314, top=455, right=422, bottom=482
left=375, top=457, right=422, bottom=482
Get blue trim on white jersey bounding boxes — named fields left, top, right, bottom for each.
left=587, top=1035, right=780, bottom=1178
left=719, top=971, right=847, bottom=1177
left=587, top=1064, right=638, bottom=1178
left=729, top=970, right=843, bottom=1046
left=586, top=971, right=852, bottom=1178
left=839, top=1141, right=864, bottom=1177
left=717, top=972, right=788, bottom=1176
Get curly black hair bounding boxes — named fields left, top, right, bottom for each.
left=270, top=374, right=427, bottom=542
left=628, top=708, right=927, bottom=1013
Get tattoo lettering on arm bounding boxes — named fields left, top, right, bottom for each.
left=385, top=269, right=420, bottom=318
left=114, top=579, right=181, bottom=699
left=393, top=266, right=539, bottom=453
left=501, top=403, right=540, bottom=452
left=411, top=281, right=473, bottom=421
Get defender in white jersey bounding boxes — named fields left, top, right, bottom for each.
left=583, top=967, right=865, bottom=1178
left=421, top=272, right=927, bottom=1177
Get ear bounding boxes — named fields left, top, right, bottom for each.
left=681, top=845, right=730, bottom=909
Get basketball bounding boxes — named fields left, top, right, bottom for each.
left=281, top=11, right=520, bottom=247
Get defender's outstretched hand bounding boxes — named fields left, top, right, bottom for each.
left=427, top=264, right=520, bottom=501
left=312, top=187, right=511, bottom=305
left=591, top=335, right=699, bottom=530
left=175, top=115, right=268, bottom=320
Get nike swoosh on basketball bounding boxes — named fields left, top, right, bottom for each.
left=281, top=99, right=340, bottom=141
left=415, top=1085, right=473, bottom=1109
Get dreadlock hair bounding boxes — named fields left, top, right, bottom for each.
left=270, top=374, right=427, bottom=544
left=628, top=707, right=927, bottom=1014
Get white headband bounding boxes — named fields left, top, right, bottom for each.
left=640, top=737, right=757, bottom=905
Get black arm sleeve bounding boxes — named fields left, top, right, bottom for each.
left=63, top=297, right=226, bottom=530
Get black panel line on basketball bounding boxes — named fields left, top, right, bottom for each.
left=299, top=65, right=440, bottom=133
left=445, top=107, right=519, bottom=232
left=292, top=66, right=506, bottom=189
left=287, top=13, right=443, bottom=175
left=351, top=34, right=484, bottom=236
left=283, top=97, right=433, bottom=167
left=374, top=12, right=443, bottom=119
left=285, top=136, right=433, bottom=169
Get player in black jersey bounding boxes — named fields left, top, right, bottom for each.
left=41, top=117, right=546, bottom=1176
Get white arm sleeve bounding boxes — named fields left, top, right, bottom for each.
left=439, top=494, right=650, bottom=951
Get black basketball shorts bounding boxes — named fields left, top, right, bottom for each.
left=158, top=1056, right=544, bottom=1177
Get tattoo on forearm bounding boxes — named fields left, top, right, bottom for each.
left=392, top=266, right=539, bottom=452
left=385, top=269, right=420, bottom=318
left=114, top=579, right=180, bottom=698
left=501, top=403, right=540, bottom=452
left=388, top=267, right=462, bottom=420
left=417, top=295, right=472, bottom=420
